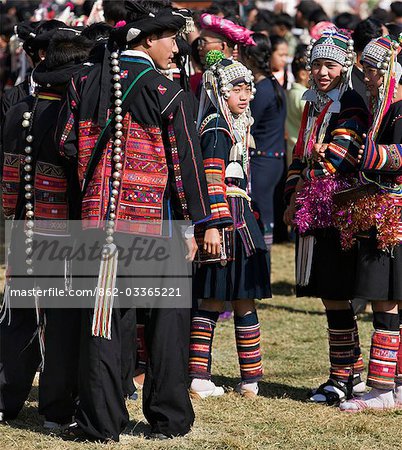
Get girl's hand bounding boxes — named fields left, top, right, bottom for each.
left=358, top=133, right=367, bottom=164
left=204, top=228, right=221, bottom=256
left=312, top=143, right=328, bottom=161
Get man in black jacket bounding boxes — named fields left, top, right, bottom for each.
left=0, top=29, right=92, bottom=430
left=57, top=2, right=210, bottom=442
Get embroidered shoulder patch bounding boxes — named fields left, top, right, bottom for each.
left=158, top=84, right=167, bottom=95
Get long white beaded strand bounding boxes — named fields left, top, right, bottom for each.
left=91, top=50, right=122, bottom=340
left=22, top=97, right=39, bottom=275
left=104, top=50, right=124, bottom=247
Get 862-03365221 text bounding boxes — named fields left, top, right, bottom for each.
left=8, top=287, right=183, bottom=298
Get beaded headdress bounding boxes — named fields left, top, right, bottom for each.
left=197, top=51, right=255, bottom=180
left=203, top=50, right=255, bottom=99
left=306, top=29, right=355, bottom=71
left=197, top=50, right=255, bottom=126
left=303, top=28, right=355, bottom=112
left=361, top=35, right=401, bottom=74
left=361, top=35, right=402, bottom=141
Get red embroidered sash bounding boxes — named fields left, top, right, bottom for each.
left=294, top=100, right=333, bottom=159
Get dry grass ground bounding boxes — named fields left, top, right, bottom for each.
left=0, top=243, right=401, bottom=450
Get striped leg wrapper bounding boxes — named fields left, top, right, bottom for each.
left=328, top=327, right=355, bottom=382
left=189, top=310, right=219, bottom=380
left=367, top=330, right=400, bottom=390
left=234, top=312, right=263, bottom=383
left=353, top=317, right=365, bottom=375
left=263, top=230, right=273, bottom=251
left=396, top=322, right=402, bottom=386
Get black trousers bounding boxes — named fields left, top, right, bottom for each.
left=76, top=307, right=133, bottom=442
left=143, top=307, right=194, bottom=437
left=0, top=307, right=80, bottom=422
left=76, top=306, right=194, bottom=441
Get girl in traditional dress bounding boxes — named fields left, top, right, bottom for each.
left=188, top=51, right=271, bottom=399
left=283, top=29, right=369, bottom=406
left=339, top=35, right=402, bottom=411
left=241, top=33, right=287, bottom=253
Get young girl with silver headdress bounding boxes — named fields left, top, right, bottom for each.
left=339, top=35, right=402, bottom=412
left=283, top=29, right=369, bottom=406
left=189, top=51, right=271, bottom=399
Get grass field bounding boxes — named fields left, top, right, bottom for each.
left=0, top=243, right=401, bottom=450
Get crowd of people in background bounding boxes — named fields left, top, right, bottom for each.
left=0, top=0, right=402, bottom=444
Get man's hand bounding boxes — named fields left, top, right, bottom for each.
left=312, top=143, right=328, bottom=162
left=204, top=227, right=221, bottom=256
left=185, top=236, right=198, bottom=262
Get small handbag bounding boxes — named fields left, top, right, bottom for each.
left=333, top=183, right=379, bottom=207
left=194, top=226, right=234, bottom=266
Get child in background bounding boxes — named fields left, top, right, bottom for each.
left=242, top=33, right=287, bottom=252
left=270, top=13, right=297, bottom=58
left=286, top=45, right=309, bottom=167
left=270, top=35, right=295, bottom=90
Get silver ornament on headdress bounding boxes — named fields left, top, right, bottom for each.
left=306, top=32, right=355, bottom=74
left=212, top=60, right=256, bottom=99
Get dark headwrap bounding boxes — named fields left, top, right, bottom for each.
left=33, top=29, right=92, bottom=88
left=110, top=4, right=194, bottom=48
left=16, top=20, right=66, bottom=60
left=97, top=4, right=194, bottom=127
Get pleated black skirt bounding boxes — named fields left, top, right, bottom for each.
left=355, top=238, right=402, bottom=301
left=296, top=228, right=357, bottom=301
left=194, top=233, right=271, bottom=302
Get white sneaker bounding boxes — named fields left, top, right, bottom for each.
left=43, top=420, right=73, bottom=431
left=189, top=379, right=225, bottom=399
left=340, top=388, right=395, bottom=412
left=394, top=384, right=402, bottom=407
left=235, top=382, right=259, bottom=398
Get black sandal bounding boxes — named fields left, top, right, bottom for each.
left=308, top=379, right=351, bottom=406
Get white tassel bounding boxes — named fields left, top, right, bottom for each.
left=64, top=258, right=72, bottom=292
left=296, top=235, right=315, bottom=286
left=35, top=290, right=46, bottom=371
left=91, top=244, right=118, bottom=339
left=0, top=282, right=11, bottom=326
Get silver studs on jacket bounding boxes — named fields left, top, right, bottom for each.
left=22, top=109, right=36, bottom=275
left=105, top=51, right=123, bottom=246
